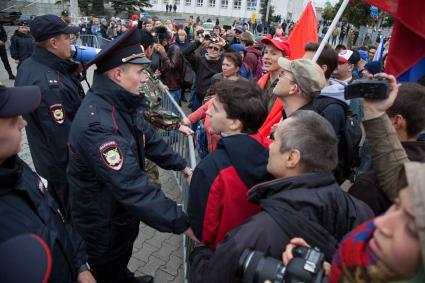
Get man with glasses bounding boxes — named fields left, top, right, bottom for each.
left=273, top=58, right=326, bottom=119
left=183, top=34, right=228, bottom=111
left=67, top=27, right=197, bottom=283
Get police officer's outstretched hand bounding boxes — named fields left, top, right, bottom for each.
left=184, top=227, right=200, bottom=243
left=78, top=271, right=96, bottom=283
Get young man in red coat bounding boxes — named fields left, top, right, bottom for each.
left=188, top=79, right=273, bottom=249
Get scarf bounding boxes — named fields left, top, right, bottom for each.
left=330, top=220, right=396, bottom=283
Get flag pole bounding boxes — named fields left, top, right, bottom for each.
left=312, top=0, right=350, bottom=63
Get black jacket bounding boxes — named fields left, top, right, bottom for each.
left=10, top=30, right=34, bottom=61
left=15, top=47, right=85, bottom=183
left=0, top=156, right=87, bottom=282
left=189, top=172, right=373, bottom=283
left=183, top=41, right=224, bottom=101
left=0, top=25, right=7, bottom=44
left=67, top=71, right=189, bottom=265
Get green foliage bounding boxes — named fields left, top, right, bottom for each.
left=322, top=1, right=336, bottom=21
left=260, top=0, right=275, bottom=23
left=324, top=0, right=389, bottom=27
left=92, top=0, right=105, bottom=15
left=110, top=0, right=151, bottom=17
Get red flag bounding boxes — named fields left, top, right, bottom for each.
left=363, top=0, right=425, bottom=77
left=288, top=1, right=318, bottom=60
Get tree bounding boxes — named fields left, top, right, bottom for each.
left=110, top=0, right=151, bottom=17
left=91, top=0, right=105, bottom=15
left=260, top=0, right=275, bottom=23
left=333, top=0, right=373, bottom=27
left=322, top=1, right=336, bottom=21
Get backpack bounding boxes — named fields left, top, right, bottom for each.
left=240, top=62, right=253, bottom=79
left=195, top=121, right=209, bottom=159
left=314, top=97, right=363, bottom=184
left=180, top=57, right=193, bottom=89
left=252, top=52, right=264, bottom=80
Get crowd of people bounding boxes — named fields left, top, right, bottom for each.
left=0, top=8, right=425, bottom=283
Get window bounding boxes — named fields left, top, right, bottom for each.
left=246, top=0, right=256, bottom=10
left=221, top=0, right=228, bottom=9
left=185, top=0, right=191, bottom=5
left=209, top=0, right=216, bottom=7
left=197, top=0, right=204, bottom=6
left=151, top=0, right=158, bottom=4
left=175, top=0, right=180, bottom=4
left=233, top=0, right=241, bottom=9
left=163, top=0, right=169, bottom=3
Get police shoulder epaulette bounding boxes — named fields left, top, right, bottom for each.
left=87, top=104, right=101, bottom=126
left=45, top=71, right=60, bottom=88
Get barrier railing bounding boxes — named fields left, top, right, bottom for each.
left=76, top=34, right=111, bottom=49
left=158, top=91, right=196, bottom=283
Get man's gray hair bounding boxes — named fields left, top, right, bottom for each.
left=278, top=110, right=338, bottom=173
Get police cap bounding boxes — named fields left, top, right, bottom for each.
left=30, top=14, right=79, bottom=42
left=0, top=84, right=41, bottom=118
left=88, top=27, right=151, bottom=73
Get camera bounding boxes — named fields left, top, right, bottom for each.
left=344, top=79, right=389, bottom=100
left=70, top=45, right=101, bottom=63
left=238, top=246, right=325, bottom=283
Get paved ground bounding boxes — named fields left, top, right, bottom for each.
left=1, top=28, right=185, bottom=282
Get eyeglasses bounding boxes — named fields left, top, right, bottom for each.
left=208, top=46, right=220, bottom=51
left=278, top=71, right=295, bottom=83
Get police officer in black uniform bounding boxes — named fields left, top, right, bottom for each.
left=10, top=21, right=34, bottom=69
left=0, top=84, right=95, bottom=283
left=14, top=15, right=83, bottom=220
left=0, top=23, right=15, bottom=79
left=67, top=27, right=198, bottom=283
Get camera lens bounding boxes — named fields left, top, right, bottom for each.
left=238, top=249, right=285, bottom=283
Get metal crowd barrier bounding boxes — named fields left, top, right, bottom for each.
left=158, top=91, right=196, bottom=283
left=76, top=34, right=111, bottom=49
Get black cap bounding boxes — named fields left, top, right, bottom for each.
left=18, top=21, right=29, bottom=27
left=62, top=10, right=69, bottom=17
left=0, top=234, right=52, bottom=283
left=0, top=84, right=41, bottom=118
left=88, top=27, right=151, bottom=73
left=30, top=14, right=79, bottom=42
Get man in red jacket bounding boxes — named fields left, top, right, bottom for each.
left=187, top=79, right=273, bottom=249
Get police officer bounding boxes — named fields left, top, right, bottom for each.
left=0, top=84, right=95, bottom=283
left=0, top=23, right=15, bottom=80
left=67, top=27, right=197, bottom=283
left=10, top=21, right=34, bottom=69
left=14, top=15, right=83, bottom=220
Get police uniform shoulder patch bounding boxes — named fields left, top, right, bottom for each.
left=50, top=104, right=66, bottom=124
left=99, top=141, right=124, bottom=170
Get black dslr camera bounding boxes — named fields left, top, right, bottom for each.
left=238, top=246, right=325, bottom=283
left=344, top=78, right=389, bottom=100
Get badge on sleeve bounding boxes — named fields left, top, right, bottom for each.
left=50, top=104, right=66, bottom=124
left=99, top=141, right=124, bottom=170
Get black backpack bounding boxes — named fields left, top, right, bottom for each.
left=314, top=97, right=363, bottom=184
left=180, top=56, right=193, bottom=89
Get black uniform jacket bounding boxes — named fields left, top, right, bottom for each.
left=0, top=156, right=87, bottom=282
left=15, top=47, right=85, bottom=183
left=189, top=172, right=374, bottom=283
left=67, top=71, right=189, bottom=265
left=10, top=30, right=34, bottom=61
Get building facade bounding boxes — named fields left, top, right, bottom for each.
left=149, top=0, right=260, bottom=20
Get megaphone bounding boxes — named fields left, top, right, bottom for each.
left=70, top=45, right=101, bottom=63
